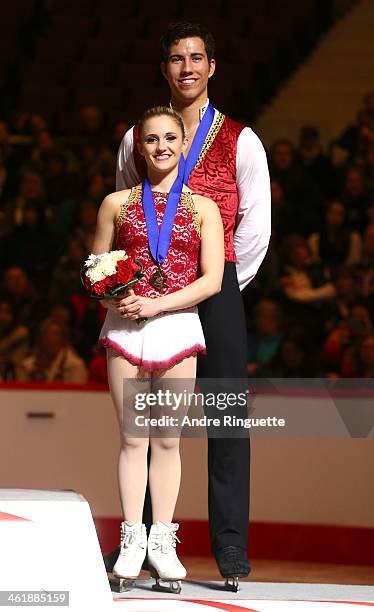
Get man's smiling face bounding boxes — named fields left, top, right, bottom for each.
left=161, top=36, right=216, bottom=103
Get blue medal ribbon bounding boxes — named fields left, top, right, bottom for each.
left=142, top=174, right=183, bottom=266
left=142, top=102, right=215, bottom=267
left=179, top=102, right=215, bottom=184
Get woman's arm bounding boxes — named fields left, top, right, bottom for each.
left=120, top=195, right=224, bottom=319
left=91, top=190, right=129, bottom=254
left=90, top=190, right=130, bottom=311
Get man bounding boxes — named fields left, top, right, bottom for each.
left=107, top=22, right=271, bottom=588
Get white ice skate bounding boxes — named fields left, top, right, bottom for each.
left=147, top=521, right=186, bottom=594
left=111, top=521, right=147, bottom=591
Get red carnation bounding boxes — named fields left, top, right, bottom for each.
left=117, top=259, right=136, bottom=284
left=105, top=272, right=118, bottom=290
left=91, top=279, right=107, bottom=296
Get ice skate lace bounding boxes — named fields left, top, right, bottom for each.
left=151, top=523, right=181, bottom=554
left=120, top=524, right=145, bottom=551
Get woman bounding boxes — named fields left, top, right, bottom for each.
left=90, top=107, right=224, bottom=590
left=308, top=200, right=362, bottom=270
left=16, top=318, right=87, bottom=383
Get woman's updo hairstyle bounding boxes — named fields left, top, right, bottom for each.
left=138, top=106, right=186, bottom=140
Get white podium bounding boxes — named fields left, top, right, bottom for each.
left=0, top=489, right=113, bottom=610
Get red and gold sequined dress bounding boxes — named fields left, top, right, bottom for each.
left=99, top=185, right=206, bottom=372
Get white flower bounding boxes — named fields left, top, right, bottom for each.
left=84, top=250, right=129, bottom=284
left=84, top=253, right=100, bottom=267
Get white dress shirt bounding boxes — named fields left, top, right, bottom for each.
left=116, top=105, right=271, bottom=291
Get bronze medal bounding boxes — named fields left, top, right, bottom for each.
left=149, top=266, right=168, bottom=291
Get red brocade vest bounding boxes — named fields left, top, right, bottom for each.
left=133, top=113, right=245, bottom=262
left=116, top=185, right=201, bottom=299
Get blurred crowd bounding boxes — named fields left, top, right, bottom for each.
left=0, top=94, right=373, bottom=383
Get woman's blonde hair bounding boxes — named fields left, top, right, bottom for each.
left=138, top=106, right=186, bottom=140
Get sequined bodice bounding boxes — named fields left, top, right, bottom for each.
left=116, top=185, right=201, bottom=298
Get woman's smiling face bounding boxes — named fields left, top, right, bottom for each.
left=138, top=114, right=187, bottom=175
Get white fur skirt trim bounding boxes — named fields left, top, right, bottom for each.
left=99, top=307, right=206, bottom=372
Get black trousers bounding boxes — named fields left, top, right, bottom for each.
left=197, top=262, right=250, bottom=554
left=143, top=262, right=250, bottom=555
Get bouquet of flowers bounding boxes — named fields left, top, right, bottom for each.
left=81, top=250, right=143, bottom=299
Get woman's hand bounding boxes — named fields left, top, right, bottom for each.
left=100, top=289, right=131, bottom=312
left=100, top=297, right=122, bottom=311
left=118, top=290, right=161, bottom=320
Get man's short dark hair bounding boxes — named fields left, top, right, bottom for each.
left=160, top=22, right=215, bottom=63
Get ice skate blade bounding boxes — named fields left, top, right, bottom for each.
left=109, top=576, right=136, bottom=592
left=225, top=577, right=239, bottom=592
left=152, top=578, right=182, bottom=594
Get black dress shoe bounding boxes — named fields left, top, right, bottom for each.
left=215, top=546, right=250, bottom=578
left=103, top=547, right=149, bottom=572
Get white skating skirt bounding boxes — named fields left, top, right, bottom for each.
left=99, top=307, right=206, bottom=372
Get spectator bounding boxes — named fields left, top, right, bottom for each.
left=280, top=234, right=336, bottom=304
left=48, top=301, right=77, bottom=345
left=270, top=179, right=293, bottom=244
left=341, top=167, right=370, bottom=231
left=1, top=201, right=55, bottom=285
left=16, top=319, right=87, bottom=383
left=308, top=200, right=362, bottom=270
left=79, top=105, right=105, bottom=143
left=52, top=172, right=104, bottom=238
left=49, top=302, right=76, bottom=333
left=342, top=333, right=374, bottom=378
left=2, top=170, right=48, bottom=231
left=1, top=266, right=45, bottom=331
left=49, top=237, right=86, bottom=303
left=337, top=92, right=374, bottom=159
left=255, top=330, right=321, bottom=377
left=85, top=173, right=108, bottom=206
left=247, top=300, right=283, bottom=375
left=46, top=173, right=107, bottom=239
left=321, top=302, right=372, bottom=372
left=298, top=125, right=335, bottom=197
left=30, top=114, right=48, bottom=135
left=331, top=266, right=360, bottom=321
left=73, top=199, right=98, bottom=252
left=279, top=234, right=336, bottom=338
left=80, top=143, right=115, bottom=186
left=270, top=139, right=322, bottom=233
left=0, top=299, right=29, bottom=379
left=29, top=131, right=78, bottom=206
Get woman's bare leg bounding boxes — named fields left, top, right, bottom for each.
left=107, top=349, right=150, bottom=523
left=149, top=356, right=196, bottom=523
